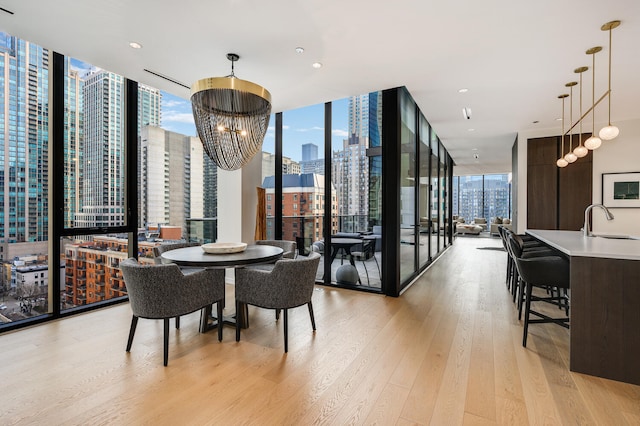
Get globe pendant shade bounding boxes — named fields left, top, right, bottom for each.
left=557, top=157, right=568, bottom=167
left=573, top=145, right=588, bottom=158
left=599, top=125, right=619, bottom=140
left=564, top=152, right=578, bottom=163
left=584, top=135, right=602, bottom=150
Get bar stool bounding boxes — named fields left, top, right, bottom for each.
left=513, top=254, right=570, bottom=347
left=506, top=232, right=556, bottom=318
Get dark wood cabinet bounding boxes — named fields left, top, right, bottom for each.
left=527, top=135, right=592, bottom=230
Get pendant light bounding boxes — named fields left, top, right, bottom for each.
left=598, top=20, right=621, bottom=140
left=573, top=66, right=589, bottom=158
left=556, top=94, right=569, bottom=168
left=191, top=53, right=272, bottom=171
left=584, top=46, right=603, bottom=150
left=564, top=81, right=578, bottom=164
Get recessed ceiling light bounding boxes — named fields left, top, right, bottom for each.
left=129, top=42, right=142, bottom=49
left=312, top=62, right=323, bottom=69
left=467, top=128, right=475, bottom=132
left=295, top=47, right=304, bottom=54
left=458, top=88, right=469, bottom=93
left=472, top=148, right=478, bottom=151
left=555, top=117, right=563, bottom=121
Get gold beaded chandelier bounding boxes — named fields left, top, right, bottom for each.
left=191, top=53, right=271, bottom=171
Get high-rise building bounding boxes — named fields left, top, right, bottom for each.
left=140, top=126, right=214, bottom=238
left=349, top=94, right=369, bottom=139
left=75, top=71, right=160, bottom=228
left=0, top=33, right=50, bottom=247
left=299, top=143, right=324, bottom=175
left=332, top=136, right=369, bottom=231
left=261, top=152, right=301, bottom=183
left=301, top=143, right=317, bottom=162
left=64, top=63, right=84, bottom=229
left=262, top=173, right=337, bottom=241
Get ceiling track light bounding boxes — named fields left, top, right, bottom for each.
left=462, top=107, right=472, bottom=120
left=554, top=20, right=620, bottom=167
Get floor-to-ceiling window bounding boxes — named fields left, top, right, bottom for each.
left=399, top=92, right=416, bottom=283
left=0, top=30, right=215, bottom=332
left=0, top=33, right=50, bottom=322
left=452, top=173, right=511, bottom=222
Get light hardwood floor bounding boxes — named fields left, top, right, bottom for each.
left=1, top=237, right=639, bottom=425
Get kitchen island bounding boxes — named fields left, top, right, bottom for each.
left=526, top=230, right=640, bottom=385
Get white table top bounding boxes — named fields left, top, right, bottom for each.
left=526, top=229, right=640, bottom=260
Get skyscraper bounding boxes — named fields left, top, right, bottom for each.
left=141, top=126, right=216, bottom=237
left=75, top=72, right=160, bottom=228
left=64, top=63, right=84, bottom=229
left=301, top=143, right=317, bottom=162
left=0, top=33, right=49, bottom=250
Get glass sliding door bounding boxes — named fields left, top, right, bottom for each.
left=330, top=94, right=380, bottom=289
left=399, top=92, right=416, bottom=283
left=418, top=116, right=430, bottom=268
left=439, top=140, right=446, bottom=251
left=429, top=142, right=439, bottom=260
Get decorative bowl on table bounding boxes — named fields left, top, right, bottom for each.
left=201, top=242, right=247, bottom=254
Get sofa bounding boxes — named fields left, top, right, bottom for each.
left=490, top=218, right=512, bottom=236
left=471, top=218, right=487, bottom=231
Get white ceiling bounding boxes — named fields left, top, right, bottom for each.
left=2, top=0, right=639, bottom=175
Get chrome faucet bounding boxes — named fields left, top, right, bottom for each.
left=583, top=204, right=614, bottom=237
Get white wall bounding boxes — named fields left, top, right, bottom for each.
left=591, top=119, right=640, bottom=235
left=216, top=153, right=263, bottom=283
left=517, top=118, right=640, bottom=236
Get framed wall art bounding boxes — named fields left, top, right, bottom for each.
left=602, top=172, right=640, bottom=208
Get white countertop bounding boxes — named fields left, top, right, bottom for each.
left=526, top=230, right=640, bottom=261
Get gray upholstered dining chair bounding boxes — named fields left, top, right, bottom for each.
left=235, top=251, right=321, bottom=353
left=255, top=239, right=297, bottom=259
left=120, top=258, right=225, bottom=366
left=153, top=241, right=203, bottom=328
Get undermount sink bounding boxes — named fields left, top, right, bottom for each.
left=592, top=233, right=640, bottom=240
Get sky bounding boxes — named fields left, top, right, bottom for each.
left=69, top=57, right=352, bottom=162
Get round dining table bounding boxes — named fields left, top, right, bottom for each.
left=160, top=244, right=283, bottom=268
left=160, top=244, right=283, bottom=331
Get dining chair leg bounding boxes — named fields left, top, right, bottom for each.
left=175, top=316, right=180, bottom=329
left=126, top=315, right=138, bottom=352
left=518, top=277, right=525, bottom=320
left=217, top=299, right=224, bottom=342
left=361, top=260, right=370, bottom=285
left=276, top=308, right=281, bottom=320
left=308, top=301, right=316, bottom=331
left=163, top=318, right=170, bottom=366
left=523, top=282, right=533, bottom=347
left=373, top=255, right=380, bottom=277
left=235, top=301, right=242, bottom=342
left=283, top=308, right=288, bottom=353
